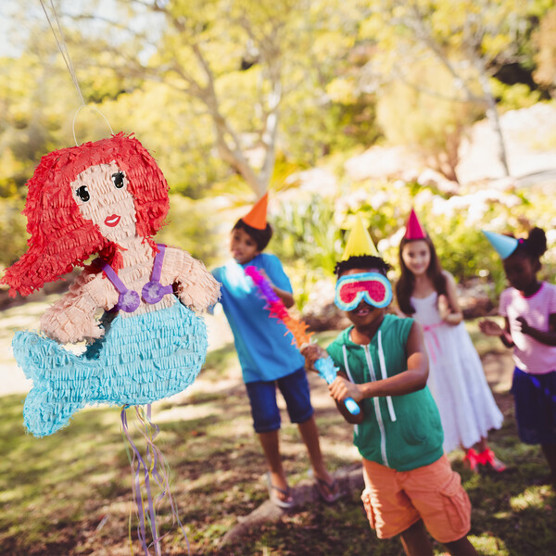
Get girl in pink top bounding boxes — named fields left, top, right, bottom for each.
left=480, top=227, right=556, bottom=485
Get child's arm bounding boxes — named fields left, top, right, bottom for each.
left=258, top=268, right=294, bottom=308
left=333, top=371, right=365, bottom=424
left=479, top=317, right=515, bottom=348
left=329, top=321, right=429, bottom=402
left=516, top=313, right=556, bottom=346
left=438, top=271, right=463, bottom=326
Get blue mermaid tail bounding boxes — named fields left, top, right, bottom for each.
left=13, top=301, right=208, bottom=437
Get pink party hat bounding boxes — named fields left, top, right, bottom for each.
left=404, top=208, right=427, bottom=240
left=482, top=230, right=519, bottom=260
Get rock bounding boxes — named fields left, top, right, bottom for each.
left=344, top=146, right=422, bottom=181
left=219, top=465, right=364, bottom=546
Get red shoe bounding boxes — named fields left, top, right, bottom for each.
left=463, top=448, right=481, bottom=473
left=479, top=449, right=507, bottom=472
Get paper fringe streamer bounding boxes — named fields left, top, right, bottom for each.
left=121, top=405, right=189, bottom=556
left=244, top=266, right=313, bottom=347
left=244, top=266, right=360, bottom=415
left=15, top=301, right=208, bottom=437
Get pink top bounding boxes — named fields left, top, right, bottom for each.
left=499, top=281, right=556, bottom=374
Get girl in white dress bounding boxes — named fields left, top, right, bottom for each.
left=394, top=209, right=505, bottom=472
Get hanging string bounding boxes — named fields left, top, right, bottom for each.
left=121, top=405, right=190, bottom=556
left=39, top=0, right=114, bottom=144
left=72, top=105, right=115, bottom=146
left=39, top=0, right=85, bottom=106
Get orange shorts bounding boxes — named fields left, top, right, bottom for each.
left=361, top=455, right=471, bottom=543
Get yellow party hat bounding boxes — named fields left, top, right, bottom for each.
left=342, top=214, right=379, bottom=260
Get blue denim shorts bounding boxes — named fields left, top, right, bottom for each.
left=511, top=367, right=556, bottom=444
left=245, top=367, right=314, bottom=433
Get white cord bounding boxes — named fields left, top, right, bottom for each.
left=39, top=0, right=115, bottom=145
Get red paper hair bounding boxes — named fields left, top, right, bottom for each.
left=2, top=133, right=170, bottom=297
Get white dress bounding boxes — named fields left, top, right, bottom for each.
left=411, top=292, right=503, bottom=453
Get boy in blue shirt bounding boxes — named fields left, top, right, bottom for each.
left=212, top=194, right=337, bottom=508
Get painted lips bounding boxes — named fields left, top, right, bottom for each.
left=104, top=214, right=121, bottom=227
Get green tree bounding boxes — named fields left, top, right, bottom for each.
left=49, top=0, right=360, bottom=197
left=533, top=7, right=556, bottom=94
left=358, top=0, right=554, bottom=179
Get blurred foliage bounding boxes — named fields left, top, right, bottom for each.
left=376, top=59, right=482, bottom=182
left=270, top=176, right=556, bottom=309
left=491, top=80, right=543, bottom=110
left=156, top=195, right=221, bottom=267
left=0, top=198, right=27, bottom=270
left=532, top=6, right=556, bottom=92
left=270, top=195, right=344, bottom=307
left=1, top=0, right=555, bottom=298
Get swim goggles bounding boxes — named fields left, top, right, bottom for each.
left=334, top=272, right=393, bottom=311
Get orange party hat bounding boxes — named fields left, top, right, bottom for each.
left=242, top=192, right=268, bottom=230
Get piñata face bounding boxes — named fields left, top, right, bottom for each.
left=71, top=162, right=137, bottom=243
left=335, top=271, right=392, bottom=311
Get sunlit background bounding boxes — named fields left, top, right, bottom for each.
left=1, top=2, right=556, bottom=553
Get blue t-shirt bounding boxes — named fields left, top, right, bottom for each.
left=212, top=253, right=305, bottom=383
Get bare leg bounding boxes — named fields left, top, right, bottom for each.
left=298, top=416, right=338, bottom=499
left=298, top=416, right=328, bottom=478
left=541, top=443, right=556, bottom=482
left=399, top=520, right=433, bottom=556
left=476, top=436, right=488, bottom=452
left=257, top=430, right=292, bottom=503
left=443, top=536, right=478, bottom=555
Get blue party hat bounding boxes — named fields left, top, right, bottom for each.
left=482, top=230, right=519, bottom=260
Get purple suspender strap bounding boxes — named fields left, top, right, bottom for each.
left=142, top=245, right=174, bottom=304
left=102, top=263, right=141, bottom=313
left=102, top=244, right=173, bottom=313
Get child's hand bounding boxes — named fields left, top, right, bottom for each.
left=438, top=294, right=451, bottom=321
left=329, top=376, right=363, bottom=403
left=479, top=319, right=503, bottom=336
left=301, top=343, right=327, bottom=371
left=516, top=316, right=532, bottom=335
left=258, top=268, right=274, bottom=288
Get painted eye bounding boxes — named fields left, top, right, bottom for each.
left=111, top=171, right=125, bottom=189
left=76, top=185, right=90, bottom=202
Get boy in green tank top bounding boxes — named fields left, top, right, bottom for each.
left=303, top=247, right=477, bottom=556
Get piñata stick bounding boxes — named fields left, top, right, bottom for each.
left=245, top=265, right=360, bottom=416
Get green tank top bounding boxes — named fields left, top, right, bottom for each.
left=327, top=314, right=444, bottom=471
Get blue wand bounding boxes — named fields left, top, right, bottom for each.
left=314, top=357, right=360, bottom=416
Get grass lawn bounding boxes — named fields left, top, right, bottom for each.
left=1, top=323, right=555, bottom=555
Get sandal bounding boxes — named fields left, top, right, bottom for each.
left=314, top=476, right=341, bottom=504
left=266, top=472, right=295, bottom=509
left=463, top=448, right=481, bottom=473
left=479, top=449, right=507, bottom=472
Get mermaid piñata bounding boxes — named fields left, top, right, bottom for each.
left=1, top=133, right=220, bottom=437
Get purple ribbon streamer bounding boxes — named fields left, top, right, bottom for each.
left=245, top=266, right=280, bottom=303
left=121, top=405, right=190, bottom=556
